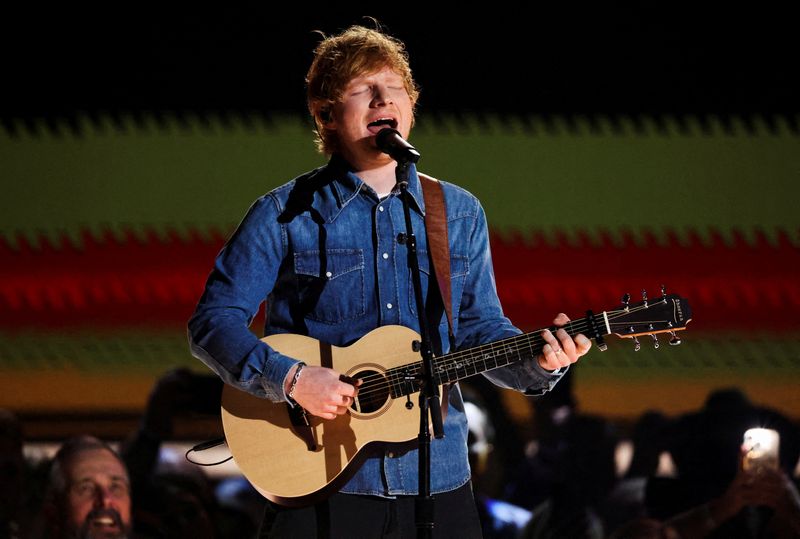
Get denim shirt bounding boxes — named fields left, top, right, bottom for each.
left=188, top=155, right=564, bottom=497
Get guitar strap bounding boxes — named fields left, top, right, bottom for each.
left=418, top=172, right=455, bottom=346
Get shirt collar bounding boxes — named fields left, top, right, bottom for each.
left=326, top=154, right=425, bottom=219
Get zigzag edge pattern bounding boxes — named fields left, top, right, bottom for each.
left=2, top=111, right=799, bottom=139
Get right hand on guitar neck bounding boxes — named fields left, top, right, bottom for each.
left=283, top=364, right=361, bottom=420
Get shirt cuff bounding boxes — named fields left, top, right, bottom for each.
left=260, top=351, right=302, bottom=402
left=524, top=365, right=568, bottom=396
left=534, top=361, right=567, bottom=377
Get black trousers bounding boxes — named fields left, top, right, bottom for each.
left=258, top=481, right=483, bottom=539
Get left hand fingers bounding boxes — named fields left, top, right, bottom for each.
left=552, top=313, right=592, bottom=358
left=552, top=313, right=571, bottom=327
left=554, top=329, right=592, bottom=361
left=572, top=333, right=592, bottom=357
left=539, top=314, right=592, bottom=370
left=540, top=329, right=572, bottom=370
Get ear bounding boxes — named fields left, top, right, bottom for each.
left=319, top=107, right=334, bottom=126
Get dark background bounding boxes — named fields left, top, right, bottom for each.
left=2, top=4, right=797, bottom=125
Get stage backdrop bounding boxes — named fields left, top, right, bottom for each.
left=1, top=112, right=798, bottom=436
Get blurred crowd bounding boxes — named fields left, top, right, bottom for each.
left=465, top=371, right=800, bottom=539
left=2, top=367, right=799, bottom=539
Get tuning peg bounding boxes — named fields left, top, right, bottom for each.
left=633, top=336, right=641, bottom=352
left=641, top=289, right=649, bottom=307
left=651, top=334, right=660, bottom=349
left=669, top=331, right=682, bottom=346
left=622, top=293, right=631, bottom=311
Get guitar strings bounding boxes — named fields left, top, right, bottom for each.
left=352, top=304, right=671, bottom=399
left=353, top=309, right=672, bottom=402
left=349, top=302, right=676, bottom=402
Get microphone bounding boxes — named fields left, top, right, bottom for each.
left=376, top=128, right=421, bottom=163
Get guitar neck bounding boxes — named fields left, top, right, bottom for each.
left=387, top=313, right=610, bottom=398
left=384, top=292, right=691, bottom=399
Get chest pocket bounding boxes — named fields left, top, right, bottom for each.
left=294, top=249, right=365, bottom=324
left=409, top=250, right=469, bottom=318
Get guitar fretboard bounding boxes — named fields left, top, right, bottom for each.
left=385, top=318, right=599, bottom=399
left=374, top=293, right=688, bottom=399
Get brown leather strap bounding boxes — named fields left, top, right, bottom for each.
left=418, top=172, right=455, bottom=340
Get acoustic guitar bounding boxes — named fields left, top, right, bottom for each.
left=221, top=289, right=691, bottom=506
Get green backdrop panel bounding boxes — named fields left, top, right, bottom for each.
left=1, top=113, right=798, bottom=246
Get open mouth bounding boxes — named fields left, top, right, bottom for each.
left=85, top=510, right=123, bottom=534
left=367, top=118, right=397, bottom=134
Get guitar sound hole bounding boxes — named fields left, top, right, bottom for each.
left=351, top=369, right=389, bottom=414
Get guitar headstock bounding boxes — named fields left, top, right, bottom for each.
left=606, top=287, right=692, bottom=350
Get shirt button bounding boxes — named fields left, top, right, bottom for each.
left=378, top=206, right=385, bottom=212
left=325, top=271, right=332, bottom=279
left=386, top=303, right=393, bottom=309
left=382, top=253, right=389, bottom=259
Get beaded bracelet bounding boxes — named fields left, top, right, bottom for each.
left=287, top=362, right=306, bottom=402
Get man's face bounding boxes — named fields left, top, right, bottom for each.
left=63, top=448, right=132, bottom=539
left=329, top=66, right=414, bottom=169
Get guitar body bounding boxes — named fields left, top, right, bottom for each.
left=221, top=325, right=432, bottom=506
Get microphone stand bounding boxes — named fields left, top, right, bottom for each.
left=393, top=157, right=445, bottom=539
